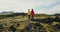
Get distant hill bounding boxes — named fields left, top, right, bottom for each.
left=55, top=14, right=60, bottom=16
left=0, top=12, right=14, bottom=15
left=0, top=12, right=27, bottom=16
left=0, top=12, right=27, bottom=19
left=0, top=12, right=60, bottom=16
left=0, top=12, right=60, bottom=19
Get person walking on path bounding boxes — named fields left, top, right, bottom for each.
left=28, top=9, right=30, bottom=19
left=31, top=9, right=35, bottom=20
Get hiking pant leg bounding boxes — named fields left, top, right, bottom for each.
left=31, top=16, right=34, bottom=20
left=28, top=15, right=30, bottom=19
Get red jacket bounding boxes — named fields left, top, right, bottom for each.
left=31, top=9, right=34, bottom=16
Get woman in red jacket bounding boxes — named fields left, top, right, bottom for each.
left=31, top=9, right=35, bottom=20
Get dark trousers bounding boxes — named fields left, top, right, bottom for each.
left=28, top=15, right=30, bottom=19
left=31, top=16, right=34, bottom=20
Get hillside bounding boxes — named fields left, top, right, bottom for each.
left=0, top=13, right=60, bottom=32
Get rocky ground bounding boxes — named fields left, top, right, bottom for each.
left=0, top=15, right=60, bottom=32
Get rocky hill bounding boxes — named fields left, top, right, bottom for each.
left=0, top=13, right=60, bottom=32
